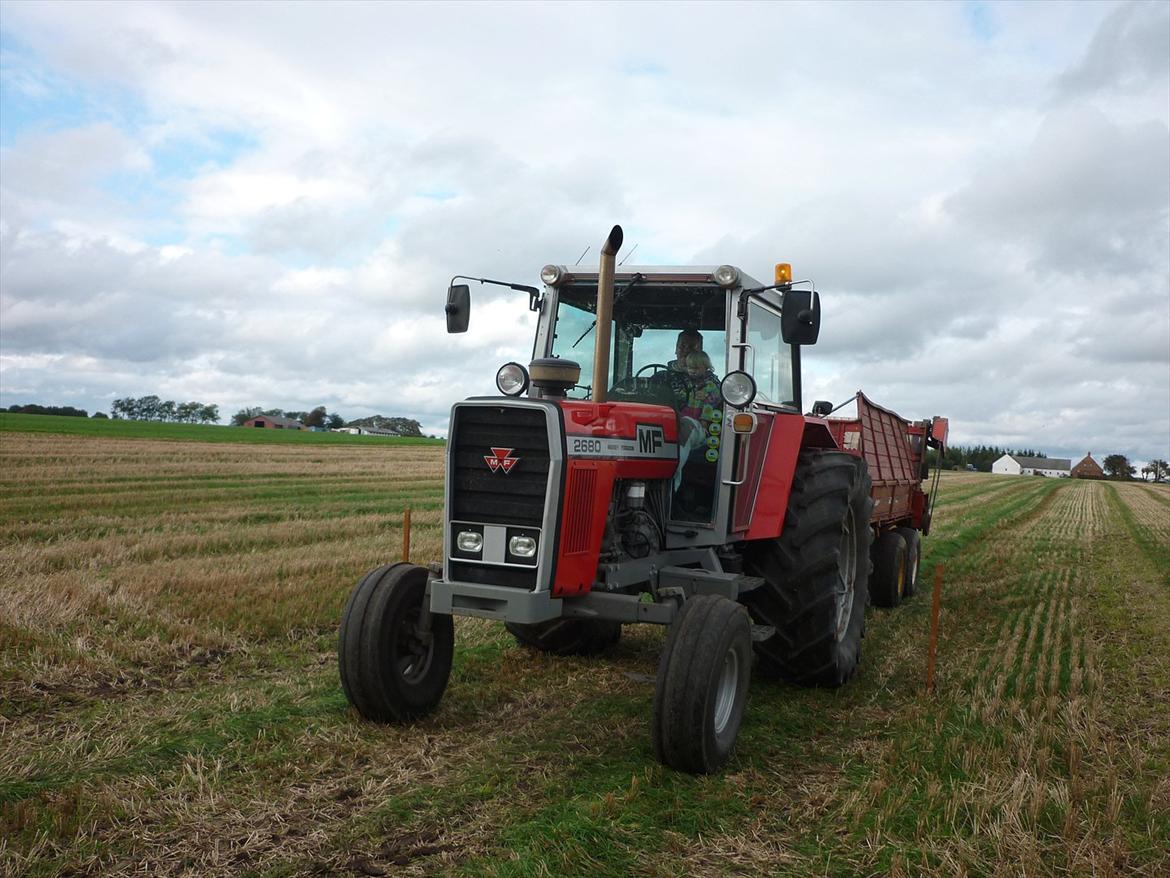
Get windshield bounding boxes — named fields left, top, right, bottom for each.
left=549, top=281, right=728, bottom=402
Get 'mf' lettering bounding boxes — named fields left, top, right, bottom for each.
left=637, top=424, right=665, bottom=455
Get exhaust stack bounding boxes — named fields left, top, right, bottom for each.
left=592, top=225, right=623, bottom=403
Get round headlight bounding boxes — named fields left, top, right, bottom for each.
left=720, top=371, right=757, bottom=408
left=496, top=362, right=530, bottom=396
left=540, top=264, right=564, bottom=286
left=713, top=265, right=740, bottom=288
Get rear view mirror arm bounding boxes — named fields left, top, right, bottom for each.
left=450, top=275, right=542, bottom=311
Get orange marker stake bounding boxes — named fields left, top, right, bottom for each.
left=926, top=564, right=943, bottom=694
left=403, top=507, right=412, bottom=563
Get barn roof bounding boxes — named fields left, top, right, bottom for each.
left=253, top=415, right=304, bottom=428
left=1013, top=456, right=1071, bottom=470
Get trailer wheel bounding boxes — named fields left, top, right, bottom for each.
left=743, top=450, right=874, bottom=687
left=651, top=594, right=752, bottom=774
left=338, top=562, right=453, bottom=722
left=505, top=618, right=620, bottom=656
left=870, top=531, right=908, bottom=608
left=895, top=527, right=921, bottom=598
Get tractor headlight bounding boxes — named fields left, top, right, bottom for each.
left=496, top=362, right=529, bottom=396
left=456, top=531, right=483, bottom=553
left=713, top=265, right=740, bottom=288
left=508, top=535, right=537, bottom=558
left=720, top=371, right=757, bottom=408
left=540, top=264, right=565, bottom=286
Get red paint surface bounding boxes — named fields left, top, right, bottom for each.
left=552, top=400, right=680, bottom=595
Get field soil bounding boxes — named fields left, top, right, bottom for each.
left=2, top=430, right=1168, bottom=877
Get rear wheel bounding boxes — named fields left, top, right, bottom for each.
left=743, top=450, right=874, bottom=687
left=895, top=527, right=921, bottom=598
left=338, top=563, right=453, bottom=722
left=870, top=531, right=907, bottom=607
left=505, top=618, right=621, bottom=656
left=651, top=595, right=752, bottom=774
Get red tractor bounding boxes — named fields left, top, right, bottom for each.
left=339, top=226, right=947, bottom=773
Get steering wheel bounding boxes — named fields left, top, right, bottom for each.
left=635, top=363, right=671, bottom=379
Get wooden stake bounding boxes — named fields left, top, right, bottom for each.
left=926, top=563, right=943, bottom=694
left=402, top=507, right=412, bottom=563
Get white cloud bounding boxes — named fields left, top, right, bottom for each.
left=0, top=0, right=1166, bottom=458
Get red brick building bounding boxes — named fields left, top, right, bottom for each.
left=1071, top=453, right=1105, bottom=479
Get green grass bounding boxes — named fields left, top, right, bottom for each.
left=0, top=413, right=445, bottom=446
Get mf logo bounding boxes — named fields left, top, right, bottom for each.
left=484, top=447, right=521, bottom=474
left=636, top=424, right=665, bottom=455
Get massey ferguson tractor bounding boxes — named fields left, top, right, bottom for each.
left=339, top=226, right=947, bottom=773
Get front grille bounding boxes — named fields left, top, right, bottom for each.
left=450, top=404, right=551, bottom=526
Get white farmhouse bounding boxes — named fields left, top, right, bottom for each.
left=991, top=454, right=1072, bottom=477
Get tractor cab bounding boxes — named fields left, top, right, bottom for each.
left=447, top=255, right=821, bottom=531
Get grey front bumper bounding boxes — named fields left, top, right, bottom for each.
left=429, top=580, right=563, bottom=624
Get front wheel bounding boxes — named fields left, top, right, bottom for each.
left=651, top=595, right=752, bottom=774
left=338, top=562, right=453, bottom=722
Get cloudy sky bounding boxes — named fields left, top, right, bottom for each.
left=1, top=0, right=1167, bottom=462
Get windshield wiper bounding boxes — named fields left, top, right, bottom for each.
left=571, top=273, right=645, bottom=349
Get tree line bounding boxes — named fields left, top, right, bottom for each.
left=6, top=404, right=95, bottom=418
left=111, top=396, right=220, bottom=423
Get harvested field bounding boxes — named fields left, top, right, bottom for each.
left=2, top=429, right=1168, bottom=877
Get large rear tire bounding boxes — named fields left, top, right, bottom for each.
left=338, top=562, right=453, bottom=722
left=743, top=450, right=874, bottom=687
left=651, top=595, right=752, bottom=774
left=505, top=618, right=621, bottom=656
left=870, top=531, right=907, bottom=608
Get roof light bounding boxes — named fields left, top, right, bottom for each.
left=713, top=265, right=740, bottom=288
left=540, top=264, right=564, bottom=286
left=774, top=263, right=792, bottom=285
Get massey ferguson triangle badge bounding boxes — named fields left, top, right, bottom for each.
left=484, top=447, right=520, bottom=474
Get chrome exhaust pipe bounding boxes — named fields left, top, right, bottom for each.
left=592, top=224, right=623, bottom=403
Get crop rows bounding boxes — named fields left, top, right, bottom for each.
left=2, top=435, right=1167, bottom=877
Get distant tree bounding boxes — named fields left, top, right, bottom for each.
left=304, top=406, right=328, bottom=428
left=1152, top=460, right=1170, bottom=483
left=262, top=408, right=286, bottom=418
left=176, top=401, right=200, bottom=423
left=91, top=411, right=109, bottom=419
left=1103, top=454, right=1135, bottom=480
left=199, top=404, right=220, bottom=424
left=325, top=412, right=345, bottom=430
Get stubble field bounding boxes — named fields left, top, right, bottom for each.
left=2, top=426, right=1168, bottom=877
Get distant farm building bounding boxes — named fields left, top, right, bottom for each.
left=244, top=415, right=304, bottom=430
left=991, top=454, right=1071, bottom=477
left=1071, top=453, right=1105, bottom=480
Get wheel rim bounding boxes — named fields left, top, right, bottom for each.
left=394, top=602, right=434, bottom=684
left=713, top=647, right=740, bottom=735
left=835, top=511, right=858, bottom=640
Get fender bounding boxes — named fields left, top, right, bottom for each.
left=739, top=413, right=840, bottom=542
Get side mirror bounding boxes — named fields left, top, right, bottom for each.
left=446, top=284, right=470, bottom=333
left=781, top=289, right=821, bottom=345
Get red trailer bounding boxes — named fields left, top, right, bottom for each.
left=826, top=392, right=949, bottom=606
